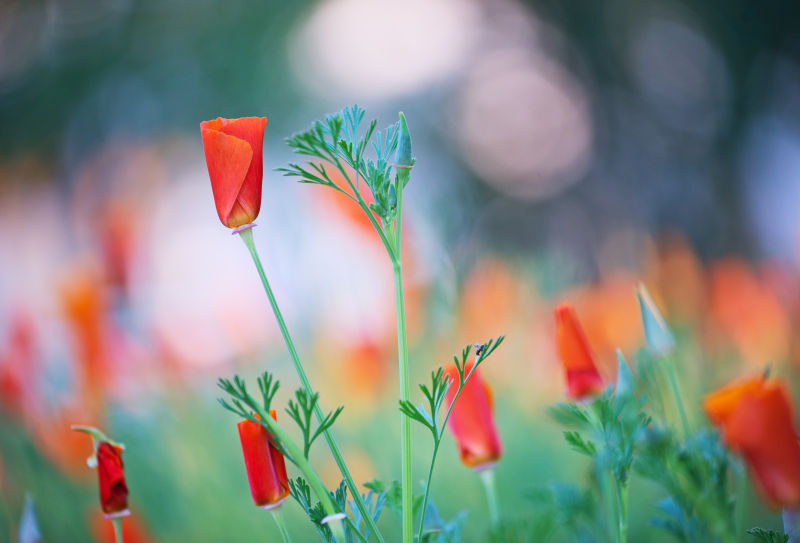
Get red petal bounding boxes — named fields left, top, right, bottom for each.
left=201, top=120, right=254, bottom=227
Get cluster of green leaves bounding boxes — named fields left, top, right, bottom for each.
left=398, top=336, right=505, bottom=542
left=547, top=346, right=789, bottom=543
left=746, top=527, right=790, bottom=543
left=218, top=372, right=356, bottom=541
left=552, top=356, right=649, bottom=485
left=636, top=426, right=738, bottom=543
left=279, top=105, right=402, bottom=228
left=289, top=478, right=384, bottom=543
left=217, top=372, right=343, bottom=463
left=286, top=389, right=343, bottom=459
left=399, top=336, right=505, bottom=442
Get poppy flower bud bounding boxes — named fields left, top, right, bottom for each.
left=238, top=411, right=290, bottom=508
left=704, top=376, right=800, bottom=508
left=443, top=363, right=502, bottom=469
left=554, top=303, right=605, bottom=400
left=394, top=113, right=413, bottom=168
left=200, top=117, right=267, bottom=228
left=72, top=426, right=129, bottom=516
left=636, top=283, right=676, bottom=356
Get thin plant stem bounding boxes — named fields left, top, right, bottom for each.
left=393, top=260, right=413, bottom=543
left=238, top=228, right=381, bottom=543
left=111, top=517, right=124, bottom=543
left=478, top=468, right=500, bottom=528
left=271, top=508, right=293, bottom=543
left=389, top=181, right=413, bottom=543
left=417, top=443, right=440, bottom=542
left=613, top=477, right=628, bottom=543
left=664, top=356, right=690, bottom=436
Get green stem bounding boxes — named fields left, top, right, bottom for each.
left=478, top=468, right=500, bottom=528
left=416, top=444, right=440, bottom=542
left=393, top=260, right=413, bottom=543
left=664, top=356, right=690, bottom=436
left=613, top=477, right=628, bottom=543
left=238, top=228, right=381, bottom=543
left=111, top=517, right=124, bottom=543
left=271, top=507, right=293, bottom=543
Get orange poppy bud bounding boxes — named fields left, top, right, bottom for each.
left=444, top=363, right=502, bottom=469
left=237, top=410, right=290, bottom=508
left=704, top=376, right=800, bottom=508
left=555, top=303, right=605, bottom=400
left=200, top=117, right=267, bottom=228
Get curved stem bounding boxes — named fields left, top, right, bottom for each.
left=416, top=443, right=440, bottom=542
left=271, top=508, right=293, bottom=543
left=238, top=229, right=382, bottom=543
left=111, top=517, right=124, bottom=543
left=479, top=468, right=500, bottom=528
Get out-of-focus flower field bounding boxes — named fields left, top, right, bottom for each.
left=1, top=1, right=800, bottom=542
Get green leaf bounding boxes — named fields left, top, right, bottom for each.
left=746, top=527, right=789, bottom=543
left=563, top=431, right=596, bottom=457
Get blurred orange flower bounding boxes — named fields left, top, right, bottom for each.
left=0, top=312, right=37, bottom=418
left=554, top=303, right=605, bottom=400
left=60, top=265, right=111, bottom=417
left=707, top=258, right=790, bottom=368
left=704, top=375, right=800, bottom=508
left=444, top=362, right=502, bottom=469
left=200, top=117, right=267, bottom=228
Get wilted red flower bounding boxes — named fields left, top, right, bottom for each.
left=704, top=375, right=800, bottom=508
left=96, top=442, right=129, bottom=515
left=200, top=117, right=267, bottom=228
left=443, top=363, right=502, bottom=469
left=555, top=303, right=605, bottom=399
left=238, top=411, right=290, bottom=508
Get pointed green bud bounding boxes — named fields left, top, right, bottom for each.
left=394, top=112, right=414, bottom=168
left=615, top=349, right=634, bottom=400
left=388, top=183, right=397, bottom=209
left=636, top=282, right=676, bottom=356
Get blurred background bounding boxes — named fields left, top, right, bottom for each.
left=1, top=0, right=800, bottom=541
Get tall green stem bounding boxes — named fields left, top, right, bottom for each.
left=479, top=468, right=500, bottom=528
left=664, top=356, right=690, bottom=436
left=111, top=517, right=124, bottom=543
left=271, top=507, right=293, bottom=543
left=393, top=260, right=413, bottom=543
left=238, top=228, right=383, bottom=543
left=613, top=477, right=628, bottom=543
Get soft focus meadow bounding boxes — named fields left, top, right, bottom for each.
left=2, top=1, right=800, bottom=542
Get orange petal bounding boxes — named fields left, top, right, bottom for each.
left=703, top=374, right=765, bottom=427
left=201, top=121, right=254, bottom=227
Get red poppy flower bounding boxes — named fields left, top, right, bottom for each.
left=96, top=442, right=129, bottom=515
left=238, top=410, right=290, bottom=507
left=704, top=376, right=800, bottom=508
left=200, top=117, right=267, bottom=228
left=555, top=303, right=605, bottom=400
left=444, top=363, right=502, bottom=469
